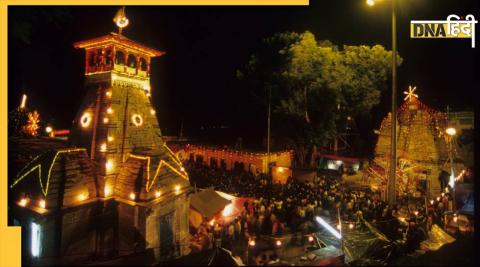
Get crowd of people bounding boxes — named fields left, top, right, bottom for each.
left=186, top=160, right=457, bottom=257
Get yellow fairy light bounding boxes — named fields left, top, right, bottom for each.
left=100, top=143, right=107, bottom=152
left=103, top=117, right=109, bottom=124
left=81, top=112, right=92, bottom=128
left=248, top=240, right=256, bottom=247
left=39, top=199, right=46, bottom=209
left=276, top=240, right=282, bottom=246
left=155, top=190, right=161, bottom=198
left=150, top=109, right=156, bottom=115
left=106, top=159, right=114, bottom=172
left=348, top=223, right=354, bottom=229
left=128, top=154, right=188, bottom=192
left=106, top=91, right=112, bottom=97
left=19, top=198, right=28, bottom=207
left=107, top=136, right=114, bottom=142
left=175, top=185, right=181, bottom=193
left=129, top=192, right=136, bottom=200
left=146, top=92, right=151, bottom=97
left=107, top=107, right=113, bottom=114
left=9, top=148, right=87, bottom=196
left=336, top=224, right=341, bottom=230
left=308, top=236, right=314, bottom=242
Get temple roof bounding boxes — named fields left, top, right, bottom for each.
left=74, top=32, right=164, bottom=57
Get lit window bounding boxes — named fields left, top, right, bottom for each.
left=31, top=222, right=41, bottom=257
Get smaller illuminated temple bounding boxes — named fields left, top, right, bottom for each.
left=9, top=10, right=191, bottom=265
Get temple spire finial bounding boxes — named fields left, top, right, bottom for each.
left=113, top=6, right=129, bottom=35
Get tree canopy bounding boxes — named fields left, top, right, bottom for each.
left=238, top=31, right=402, bottom=166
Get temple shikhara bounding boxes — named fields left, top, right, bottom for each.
left=9, top=10, right=191, bottom=265
left=367, top=86, right=462, bottom=198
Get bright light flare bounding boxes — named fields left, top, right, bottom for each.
left=315, top=216, right=342, bottom=239
left=366, top=0, right=375, bottom=6
left=106, top=159, right=114, bottom=172
left=45, top=126, right=53, bottom=133
left=446, top=127, right=456, bottom=136
left=77, top=193, right=87, bottom=201
left=104, top=185, right=112, bottom=197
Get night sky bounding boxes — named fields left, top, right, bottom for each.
left=8, top=1, right=478, bottom=149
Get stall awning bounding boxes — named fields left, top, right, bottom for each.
left=190, top=188, right=231, bottom=218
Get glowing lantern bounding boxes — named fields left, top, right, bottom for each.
left=39, top=199, right=46, bottom=209
left=19, top=198, right=28, bottom=207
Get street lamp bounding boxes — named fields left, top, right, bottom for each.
left=366, top=0, right=398, bottom=205
left=446, top=127, right=457, bottom=210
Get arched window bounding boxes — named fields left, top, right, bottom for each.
left=139, top=58, right=148, bottom=71
left=115, top=51, right=125, bottom=65
left=127, top=54, right=137, bottom=68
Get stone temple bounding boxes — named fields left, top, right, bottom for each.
left=9, top=14, right=192, bottom=265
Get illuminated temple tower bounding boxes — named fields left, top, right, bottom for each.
left=372, top=86, right=450, bottom=197
left=10, top=9, right=191, bottom=264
